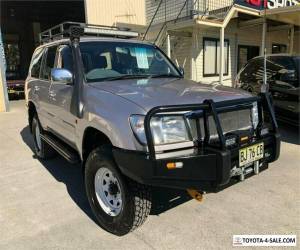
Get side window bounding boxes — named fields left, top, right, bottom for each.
left=41, top=46, right=57, bottom=80
left=57, top=45, right=73, bottom=73
left=270, top=57, right=298, bottom=88
left=29, top=48, right=44, bottom=78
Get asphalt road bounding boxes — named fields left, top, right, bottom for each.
left=0, top=100, right=299, bottom=250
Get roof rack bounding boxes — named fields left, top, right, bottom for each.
left=39, top=22, right=139, bottom=44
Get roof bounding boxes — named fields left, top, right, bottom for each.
left=34, top=36, right=153, bottom=51
left=251, top=54, right=300, bottom=61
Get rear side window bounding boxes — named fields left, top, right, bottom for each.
left=271, top=56, right=295, bottom=71
left=29, top=48, right=44, bottom=78
left=41, top=46, right=57, bottom=80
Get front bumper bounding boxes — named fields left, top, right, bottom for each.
left=113, top=133, right=280, bottom=191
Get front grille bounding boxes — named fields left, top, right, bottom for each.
left=203, top=108, right=253, bottom=140
left=188, top=108, right=254, bottom=143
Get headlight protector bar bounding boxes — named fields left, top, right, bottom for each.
left=144, top=93, right=278, bottom=160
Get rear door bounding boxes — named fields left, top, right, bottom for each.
left=27, top=47, right=52, bottom=128
left=48, top=45, right=76, bottom=145
left=38, top=45, right=59, bottom=130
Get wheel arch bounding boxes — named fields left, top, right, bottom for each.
left=81, top=126, right=113, bottom=163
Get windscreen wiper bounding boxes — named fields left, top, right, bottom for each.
left=88, top=74, right=182, bottom=82
left=148, top=74, right=182, bottom=79
left=105, top=74, right=152, bottom=81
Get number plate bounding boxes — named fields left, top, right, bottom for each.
left=239, top=143, right=264, bottom=167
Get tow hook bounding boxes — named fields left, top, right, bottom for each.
left=187, top=189, right=204, bottom=202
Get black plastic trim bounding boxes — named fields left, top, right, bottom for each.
left=113, top=133, right=280, bottom=191
left=40, top=133, right=80, bottom=164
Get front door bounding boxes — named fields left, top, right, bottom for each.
left=238, top=45, right=260, bottom=72
left=48, top=45, right=76, bottom=145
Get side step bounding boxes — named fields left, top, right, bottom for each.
left=40, top=133, right=80, bottom=164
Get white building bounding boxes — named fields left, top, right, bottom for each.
left=143, top=0, right=300, bottom=86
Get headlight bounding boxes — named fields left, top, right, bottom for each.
left=130, top=115, right=191, bottom=145
left=252, top=102, right=259, bottom=129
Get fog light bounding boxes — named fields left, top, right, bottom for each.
left=225, top=137, right=236, bottom=147
left=261, top=127, right=269, bottom=136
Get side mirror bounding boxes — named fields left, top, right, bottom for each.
left=178, top=66, right=184, bottom=76
left=51, top=68, right=73, bottom=84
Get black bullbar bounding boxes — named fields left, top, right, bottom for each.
left=113, top=92, right=280, bottom=191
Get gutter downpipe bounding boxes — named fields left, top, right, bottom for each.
left=166, top=33, right=171, bottom=58
left=0, top=29, right=9, bottom=112
left=219, top=27, right=225, bottom=85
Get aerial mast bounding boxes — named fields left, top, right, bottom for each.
left=262, top=0, right=268, bottom=93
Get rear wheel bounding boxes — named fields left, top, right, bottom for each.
left=85, top=147, right=152, bottom=236
left=31, top=114, right=56, bottom=160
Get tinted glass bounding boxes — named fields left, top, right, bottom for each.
left=41, top=46, right=57, bottom=80
left=293, top=56, right=300, bottom=75
left=30, top=48, right=44, bottom=78
left=270, top=56, right=298, bottom=87
left=79, top=42, right=180, bottom=83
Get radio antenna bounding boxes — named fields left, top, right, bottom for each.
left=262, top=1, right=268, bottom=93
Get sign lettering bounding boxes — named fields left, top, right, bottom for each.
left=237, top=0, right=299, bottom=9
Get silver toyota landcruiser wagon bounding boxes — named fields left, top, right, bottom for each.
left=25, top=23, right=280, bottom=236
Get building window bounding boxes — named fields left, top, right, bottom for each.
left=272, top=44, right=287, bottom=54
left=203, top=38, right=229, bottom=77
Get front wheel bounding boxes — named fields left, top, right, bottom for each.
left=85, top=147, right=152, bottom=236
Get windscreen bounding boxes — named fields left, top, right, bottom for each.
left=79, top=41, right=180, bottom=83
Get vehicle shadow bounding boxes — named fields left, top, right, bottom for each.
left=20, top=126, right=95, bottom=222
left=150, top=187, right=192, bottom=215
left=278, top=122, right=299, bottom=145
left=20, top=126, right=192, bottom=220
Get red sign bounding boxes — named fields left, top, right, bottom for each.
left=246, top=0, right=267, bottom=7
left=244, top=0, right=299, bottom=9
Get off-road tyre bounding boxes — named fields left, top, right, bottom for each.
left=85, top=147, right=152, bottom=236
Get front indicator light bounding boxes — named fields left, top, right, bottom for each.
left=240, top=136, right=249, bottom=143
left=166, top=162, right=183, bottom=170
